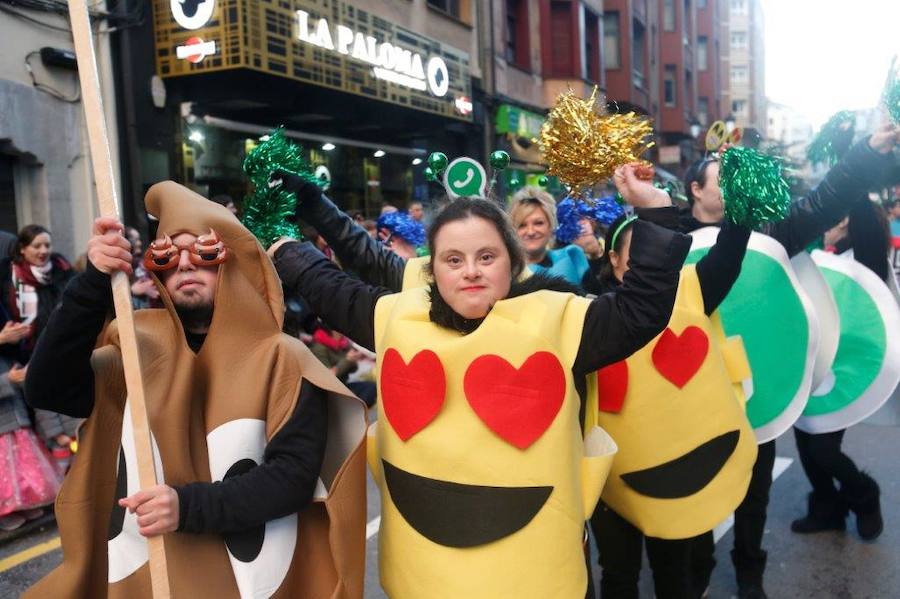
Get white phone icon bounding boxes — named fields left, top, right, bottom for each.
left=453, top=168, right=475, bottom=189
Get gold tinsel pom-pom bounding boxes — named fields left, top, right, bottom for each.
left=538, top=88, right=654, bottom=196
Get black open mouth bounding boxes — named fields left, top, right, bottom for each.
left=383, top=460, right=552, bottom=548
left=620, top=430, right=740, bottom=499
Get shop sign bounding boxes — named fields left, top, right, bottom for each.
left=496, top=104, right=545, bottom=139
left=296, top=10, right=449, bottom=98
left=176, top=37, right=216, bottom=63
left=171, top=0, right=215, bottom=30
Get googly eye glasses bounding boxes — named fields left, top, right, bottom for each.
left=143, top=229, right=229, bottom=272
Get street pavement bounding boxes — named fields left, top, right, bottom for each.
left=2, top=421, right=899, bottom=598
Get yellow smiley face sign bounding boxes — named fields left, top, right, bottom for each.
left=594, top=267, right=757, bottom=539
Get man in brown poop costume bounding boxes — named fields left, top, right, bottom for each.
left=23, top=181, right=367, bottom=598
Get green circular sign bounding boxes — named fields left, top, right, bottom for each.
left=796, top=250, right=900, bottom=433
left=687, top=228, right=817, bottom=443
left=443, top=157, right=487, bottom=199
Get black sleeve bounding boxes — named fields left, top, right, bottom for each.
left=24, top=263, right=113, bottom=417
left=758, top=138, right=894, bottom=257
left=694, top=222, right=751, bottom=315
left=573, top=220, right=691, bottom=376
left=581, top=259, right=604, bottom=296
left=635, top=205, right=681, bottom=228
left=297, top=192, right=407, bottom=292
left=273, top=241, right=389, bottom=351
left=175, top=382, right=328, bottom=534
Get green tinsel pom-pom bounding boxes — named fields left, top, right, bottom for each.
left=720, top=146, right=791, bottom=228
left=806, top=111, right=855, bottom=165
left=241, top=128, right=320, bottom=247
left=884, top=75, right=900, bottom=126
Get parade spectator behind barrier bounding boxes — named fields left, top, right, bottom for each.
left=376, top=211, right=426, bottom=259
left=124, top=227, right=159, bottom=310
left=791, top=198, right=893, bottom=542
left=408, top=201, right=425, bottom=223
left=309, top=325, right=376, bottom=407
left=0, top=226, right=79, bottom=453
left=0, top=348, right=62, bottom=531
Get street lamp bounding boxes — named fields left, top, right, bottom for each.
left=725, top=113, right=736, bottom=133
left=689, top=117, right=702, bottom=139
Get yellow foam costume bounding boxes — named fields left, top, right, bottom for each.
left=368, top=287, right=616, bottom=598
left=595, top=266, right=757, bottom=539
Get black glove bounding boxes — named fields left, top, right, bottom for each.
left=269, top=169, right=322, bottom=206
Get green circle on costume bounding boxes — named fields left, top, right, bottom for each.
left=805, top=268, right=885, bottom=416
left=444, top=157, right=486, bottom=199
left=687, top=228, right=816, bottom=443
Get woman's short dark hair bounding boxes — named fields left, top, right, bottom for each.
left=14, top=224, right=50, bottom=259
left=598, top=213, right=637, bottom=285
left=425, top=197, right=525, bottom=281
left=684, top=157, right=718, bottom=206
left=847, top=199, right=891, bottom=282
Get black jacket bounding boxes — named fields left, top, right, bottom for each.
left=679, top=137, right=895, bottom=257
left=25, top=263, right=327, bottom=534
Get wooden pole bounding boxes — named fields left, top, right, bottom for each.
left=66, top=2, right=171, bottom=597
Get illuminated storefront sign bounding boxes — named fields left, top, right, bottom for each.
left=152, top=0, right=472, bottom=121
left=296, top=10, right=449, bottom=97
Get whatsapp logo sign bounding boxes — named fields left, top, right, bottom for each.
left=443, top=157, right=487, bottom=199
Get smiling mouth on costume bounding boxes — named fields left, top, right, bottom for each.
left=620, top=430, right=739, bottom=499
left=382, top=460, right=552, bottom=548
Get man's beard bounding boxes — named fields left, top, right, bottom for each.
left=174, top=298, right=214, bottom=332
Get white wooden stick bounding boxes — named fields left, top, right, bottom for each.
left=66, top=1, right=171, bottom=596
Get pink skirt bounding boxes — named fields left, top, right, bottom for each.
left=0, top=427, right=62, bottom=517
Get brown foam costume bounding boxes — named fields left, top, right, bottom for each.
left=25, top=182, right=367, bottom=599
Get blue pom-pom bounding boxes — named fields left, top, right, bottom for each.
left=555, top=195, right=623, bottom=244
left=377, top=212, right=426, bottom=247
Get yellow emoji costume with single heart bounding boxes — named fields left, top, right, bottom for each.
left=595, top=266, right=757, bottom=539
left=369, top=287, right=616, bottom=598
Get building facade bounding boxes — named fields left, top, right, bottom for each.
left=115, top=0, right=485, bottom=222
left=721, top=0, right=765, bottom=138
left=0, top=2, right=120, bottom=259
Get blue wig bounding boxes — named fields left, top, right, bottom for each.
left=377, top=211, right=426, bottom=247
left=555, top=195, right=624, bottom=244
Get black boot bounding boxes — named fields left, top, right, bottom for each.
left=790, top=492, right=847, bottom=533
left=843, top=472, right=882, bottom=541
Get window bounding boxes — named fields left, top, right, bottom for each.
left=663, top=0, right=675, bottom=31
left=685, top=68, right=693, bottom=111
left=603, top=12, right=620, bottom=69
left=698, top=0, right=707, bottom=8
left=584, top=10, right=600, bottom=82
left=427, top=0, right=470, bottom=22
left=732, top=99, right=747, bottom=114
left=731, top=31, right=747, bottom=48
left=505, top=0, right=530, bottom=69
left=664, top=64, right=677, bottom=106
left=731, top=65, right=748, bottom=83
left=730, top=0, right=747, bottom=15
left=0, top=156, right=18, bottom=234
left=697, top=36, right=708, bottom=71
left=632, top=18, right=646, bottom=86
left=698, top=97, right=709, bottom=125
left=549, top=1, right=574, bottom=76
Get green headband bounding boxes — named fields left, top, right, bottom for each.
left=610, top=215, right=639, bottom=252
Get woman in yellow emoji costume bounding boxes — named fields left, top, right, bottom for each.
left=270, top=177, right=691, bottom=597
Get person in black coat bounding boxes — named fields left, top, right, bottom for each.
left=620, top=126, right=900, bottom=599
left=791, top=198, right=893, bottom=541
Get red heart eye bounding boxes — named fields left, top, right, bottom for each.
left=380, top=349, right=446, bottom=441
left=597, top=360, right=629, bottom=414
left=651, top=326, right=709, bottom=389
left=464, top=352, right=566, bottom=450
